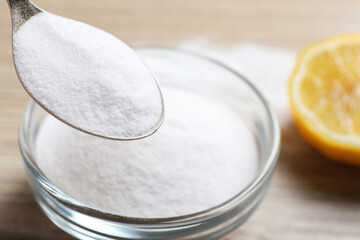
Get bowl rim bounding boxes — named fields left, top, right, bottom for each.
left=19, top=46, right=281, bottom=226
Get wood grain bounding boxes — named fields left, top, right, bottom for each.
left=1, top=0, right=360, bottom=239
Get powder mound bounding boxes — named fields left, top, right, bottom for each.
left=36, top=86, right=258, bottom=218
left=13, top=12, right=163, bottom=139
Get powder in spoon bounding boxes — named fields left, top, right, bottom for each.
left=35, top=84, right=258, bottom=218
left=13, top=12, right=163, bottom=139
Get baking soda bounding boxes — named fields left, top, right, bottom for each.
left=181, top=40, right=295, bottom=124
left=36, top=84, right=258, bottom=218
left=13, top=12, right=163, bottom=139
left=35, top=42, right=293, bottom=218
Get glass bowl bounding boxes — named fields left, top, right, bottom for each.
left=18, top=48, right=280, bottom=240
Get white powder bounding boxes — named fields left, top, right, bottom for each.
left=181, top=40, right=296, bottom=125
left=13, top=12, right=163, bottom=139
left=36, top=84, right=258, bottom=218
left=35, top=42, right=293, bottom=219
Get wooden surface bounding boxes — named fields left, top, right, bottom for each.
left=1, top=0, right=360, bottom=239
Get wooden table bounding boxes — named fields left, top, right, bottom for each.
left=1, top=0, right=360, bottom=239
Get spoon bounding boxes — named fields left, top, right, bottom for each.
left=7, top=0, right=165, bottom=141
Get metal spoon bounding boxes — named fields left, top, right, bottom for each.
left=7, top=0, right=165, bottom=141
left=7, top=0, right=42, bottom=31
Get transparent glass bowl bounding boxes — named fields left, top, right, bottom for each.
left=19, top=48, right=280, bottom=240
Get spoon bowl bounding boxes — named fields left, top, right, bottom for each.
left=7, top=0, right=165, bottom=141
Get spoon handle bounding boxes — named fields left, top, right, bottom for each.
left=7, top=0, right=42, bottom=31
